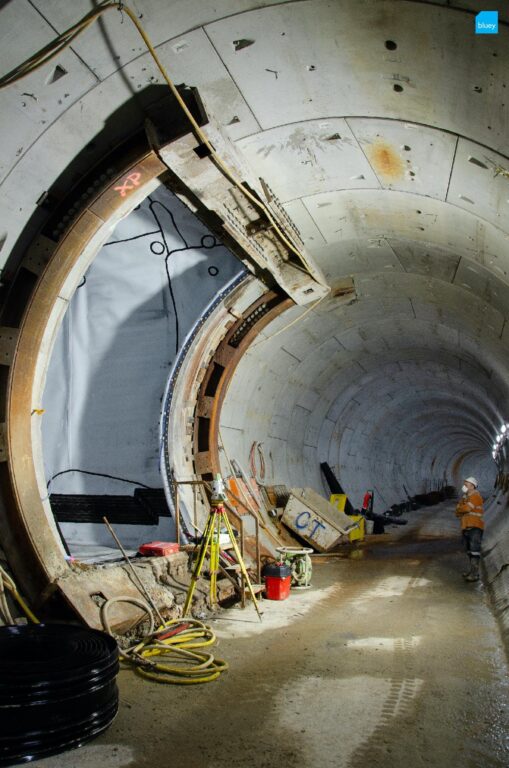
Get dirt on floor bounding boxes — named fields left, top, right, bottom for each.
left=40, top=503, right=509, bottom=768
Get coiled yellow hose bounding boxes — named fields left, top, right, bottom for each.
left=101, top=597, right=228, bottom=684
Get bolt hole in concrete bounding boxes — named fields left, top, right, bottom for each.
left=232, top=38, right=254, bottom=51
left=468, top=156, right=489, bottom=169
left=393, top=83, right=404, bottom=92
left=45, top=63, right=67, bottom=84
left=385, top=39, right=397, bottom=50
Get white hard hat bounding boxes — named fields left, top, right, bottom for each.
left=464, top=476, right=478, bottom=487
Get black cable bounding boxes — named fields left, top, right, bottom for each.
left=148, top=197, right=186, bottom=354
left=47, top=469, right=155, bottom=491
left=92, top=192, right=226, bottom=356
left=103, top=229, right=160, bottom=246
left=53, top=517, right=72, bottom=557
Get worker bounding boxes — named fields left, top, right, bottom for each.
left=455, top=477, right=484, bottom=582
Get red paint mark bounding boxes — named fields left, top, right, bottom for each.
left=114, top=172, right=142, bottom=197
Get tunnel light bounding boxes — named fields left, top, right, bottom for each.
left=502, top=425, right=507, bottom=433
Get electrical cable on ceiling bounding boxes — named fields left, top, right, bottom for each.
left=0, top=1, right=319, bottom=282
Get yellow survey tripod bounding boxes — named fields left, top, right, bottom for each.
left=183, top=475, right=262, bottom=621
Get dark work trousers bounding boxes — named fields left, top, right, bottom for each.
left=462, top=527, right=483, bottom=559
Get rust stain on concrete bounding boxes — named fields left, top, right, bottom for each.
left=367, top=141, right=405, bottom=181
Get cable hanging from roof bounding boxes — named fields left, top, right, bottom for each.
left=0, top=1, right=317, bottom=281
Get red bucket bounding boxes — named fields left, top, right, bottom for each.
left=263, top=562, right=292, bottom=600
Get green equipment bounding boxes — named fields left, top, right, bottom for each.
left=276, top=546, right=313, bottom=589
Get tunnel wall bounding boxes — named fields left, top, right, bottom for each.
left=220, top=291, right=502, bottom=513
left=1, top=1, right=508, bottom=512
left=483, top=474, right=509, bottom=649
left=0, top=0, right=508, bottom=616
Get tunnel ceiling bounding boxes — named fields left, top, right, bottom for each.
left=1, top=0, right=507, bottom=511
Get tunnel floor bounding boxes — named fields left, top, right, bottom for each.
left=40, top=502, right=509, bottom=768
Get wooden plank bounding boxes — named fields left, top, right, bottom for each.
left=56, top=567, right=150, bottom=632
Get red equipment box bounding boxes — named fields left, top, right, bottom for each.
left=138, top=541, right=180, bottom=557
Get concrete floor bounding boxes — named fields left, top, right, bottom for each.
left=41, top=503, right=509, bottom=768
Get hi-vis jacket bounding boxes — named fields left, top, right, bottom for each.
left=455, top=490, right=484, bottom=530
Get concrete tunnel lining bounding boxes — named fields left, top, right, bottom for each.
left=217, top=268, right=505, bottom=510
left=2, top=3, right=509, bottom=762
left=26, top=194, right=507, bottom=558
left=0, top=0, right=508, bottom=637
left=218, top=295, right=501, bottom=512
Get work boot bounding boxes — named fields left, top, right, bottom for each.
left=465, top=558, right=480, bottom=582
left=462, top=557, right=473, bottom=579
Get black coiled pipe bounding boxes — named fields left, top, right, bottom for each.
left=0, top=624, right=119, bottom=766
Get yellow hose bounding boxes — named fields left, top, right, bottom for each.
left=101, top=597, right=228, bottom=684
left=0, top=564, right=40, bottom=624
left=3, top=583, right=40, bottom=624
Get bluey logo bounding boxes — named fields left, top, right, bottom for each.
left=475, top=10, right=498, bottom=34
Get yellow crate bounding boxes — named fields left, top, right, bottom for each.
left=347, top=515, right=365, bottom=542
left=329, top=495, right=365, bottom=542
left=329, top=493, right=347, bottom=512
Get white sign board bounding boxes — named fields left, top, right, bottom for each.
left=282, top=487, right=358, bottom=552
